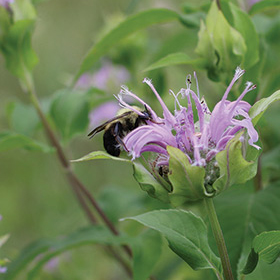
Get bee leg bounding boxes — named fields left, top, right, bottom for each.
left=113, top=122, right=129, bottom=152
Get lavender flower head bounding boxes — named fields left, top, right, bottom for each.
left=0, top=0, right=13, bottom=9
left=115, top=67, right=260, bottom=201
left=75, top=60, right=130, bottom=91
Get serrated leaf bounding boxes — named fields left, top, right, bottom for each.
left=50, top=89, right=90, bottom=141
left=133, top=162, right=170, bottom=203
left=249, top=0, right=280, bottom=15
left=0, top=131, right=53, bottom=153
left=167, top=146, right=207, bottom=206
left=213, top=135, right=258, bottom=193
left=249, top=90, right=280, bottom=126
left=75, top=9, right=179, bottom=80
left=242, top=231, right=280, bottom=274
left=126, top=209, right=222, bottom=278
left=143, top=52, right=206, bottom=72
left=71, top=150, right=129, bottom=163
left=0, top=19, right=38, bottom=80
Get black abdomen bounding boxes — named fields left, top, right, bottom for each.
left=103, top=123, right=121, bottom=156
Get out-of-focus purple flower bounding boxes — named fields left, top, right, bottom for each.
left=75, top=60, right=130, bottom=90
left=248, top=0, right=261, bottom=8
left=116, top=67, right=259, bottom=169
left=89, top=101, right=120, bottom=129
left=0, top=266, right=7, bottom=273
left=0, top=0, right=13, bottom=9
left=44, top=257, right=60, bottom=272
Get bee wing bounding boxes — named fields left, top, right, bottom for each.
left=88, top=111, right=131, bottom=139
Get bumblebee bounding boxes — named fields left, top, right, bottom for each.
left=88, top=106, right=153, bottom=157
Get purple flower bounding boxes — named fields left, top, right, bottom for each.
left=44, top=257, right=60, bottom=272
left=0, top=266, right=7, bottom=273
left=0, top=0, right=13, bottom=9
left=115, top=67, right=259, bottom=186
left=75, top=60, right=130, bottom=90
left=89, top=101, right=120, bottom=129
left=247, top=0, right=261, bottom=8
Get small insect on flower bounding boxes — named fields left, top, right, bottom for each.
left=88, top=105, right=154, bottom=157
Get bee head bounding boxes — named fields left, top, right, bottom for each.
left=140, top=105, right=153, bottom=121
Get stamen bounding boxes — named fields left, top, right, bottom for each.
left=118, top=85, right=159, bottom=120
left=186, top=74, right=192, bottom=89
left=169, top=89, right=182, bottom=111
left=143, top=78, right=176, bottom=126
left=194, top=71, right=200, bottom=99
left=222, top=67, right=245, bottom=103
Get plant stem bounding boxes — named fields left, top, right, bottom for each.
left=204, top=198, right=234, bottom=280
left=253, top=156, right=263, bottom=192
left=23, top=76, right=133, bottom=275
left=216, top=0, right=221, bottom=10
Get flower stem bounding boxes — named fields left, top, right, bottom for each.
left=204, top=198, right=234, bottom=280
left=254, top=156, right=263, bottom=192
left=22, top=75, right=133, bottom=275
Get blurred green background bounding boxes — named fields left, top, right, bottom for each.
left=1, top=0, right=280, bottom=279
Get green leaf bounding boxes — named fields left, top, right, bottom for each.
left=0, top=131, right=53, bottom=152
left=243, top=259, right=280, bottom=280
left=133, top=162, right=170, bottom=203
left=0, top=7, right=11, bottom=38
left=213, top=134, right=258, bottom=193
left=249, top=90, right=280, bottom=126
left=50, top=89, right=90, bottom=141
left=195, top=1, right=246, bottom=82
left=4, top=239, right=53, bottom=280
left=6, top=101, right=39, bottom=136
left=143, top=52, right=206, bottom=72
left=249, top=0, right=280, bottom=15
left=5, top=226, right=162, bottom=280
left=210, top=182, right=280, bottom=279
left=126, top=209, right=222, bottom=277
left=167, top=146, right=207, bottom=206
left=179, top=12, right=205, bottom=28
left=11, top=0, right=36, bottom=21
left=75, top=9, right=179, bottom=80
left=243, top=231, right=280, bottom=274
left=71, top=150, right=130, bottom=163
left=132, top=230, right=162, bottom=280
left=0, top=19, right=38, bottom=80
left=221, top=2, right=259, bottom=68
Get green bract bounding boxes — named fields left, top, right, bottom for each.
left=213, top=134, right=259, bottom=194
left=196, top=2, right=250, bottom=82
left=167, top=146, right=207, bottom=206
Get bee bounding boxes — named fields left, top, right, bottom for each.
left=88, top=106, right=153, bottom=157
